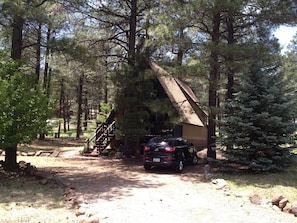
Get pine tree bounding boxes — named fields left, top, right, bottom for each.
left=220, top=42, right=296, bottom=171
left=114, top=57, right=151, bottom=156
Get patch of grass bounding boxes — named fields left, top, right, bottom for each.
left=216, top=161, right=297, bottom=202
left=47, top=119, right=97, bottom=139
left=0, top=172, right=76, bottom=222
left=18, top=138, right=85, bottom=153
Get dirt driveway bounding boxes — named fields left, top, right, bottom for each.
left=23, top=145, right=296, bottom=223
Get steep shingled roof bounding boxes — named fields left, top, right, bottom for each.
left=149, top=61, right=205, bottom=127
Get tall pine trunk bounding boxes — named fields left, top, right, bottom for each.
left=226, top=16, right=235, bottom=100
left=57, top=78, right=65, bottom=138
left=128, top=0, right=137, bottom=66
left=177, top=27, right=184, bottom=65
left=207, top=10, right=221, bottom=159
left=122, top=0, right=138, bottom=153
left=11, top=16, right=24, bottom=60
left=6, top=15, right=24, bottom=170
left=36, top=23, right=46, bottom=140
left=84, top=97, right=88, bottom=131
left=76, top=75, right=84, bottom=138
left=43, top=26, right=51, bottom=92
left=225, top=14, right=235, bottom=151
left=35, top=23, right=42, bottom=84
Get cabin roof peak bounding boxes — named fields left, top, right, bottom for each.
left=149, top=61, right=206, bottom=127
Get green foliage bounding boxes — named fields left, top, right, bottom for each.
left=113, top=56, right=178, bottom=141
left=97, top=102, right=112, bottom=123
left=282, top=44, right=297, bottom=115
left=114, top=61, right=153, bottom=139
left=53, top=37, right=97, bottom=67
left=220, top=46, right=297, bottom=171
left=0, top=52, right=53, bottom=149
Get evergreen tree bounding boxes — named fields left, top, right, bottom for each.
left=220, top=42, right=296, bottom=171
left=282, top=34, right=297, bottom=115
left=114, top=55, right=178, bottom=156
left=114, top=58, right=152, bottom=156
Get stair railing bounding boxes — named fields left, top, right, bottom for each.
left=96, top=120, right=116, bottom=144
left=85, top=123, right=106, bottom=150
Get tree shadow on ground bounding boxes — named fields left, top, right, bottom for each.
left=32, top=155, right=206, bottom=203
left=0, top=170, right=65, bottom=209
left=37, top=157, right=168, bottom=202
left=14, top=138, right=208, bottom=203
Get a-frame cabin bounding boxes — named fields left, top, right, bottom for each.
left=85, top=62, right=208, bottom=155
left=150, top=62, right=208, bottom=148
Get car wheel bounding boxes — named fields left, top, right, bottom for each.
left=175, top=159, right=184, bottom=172
left=144, top=164, right=151, bottom=171
left=192, top=154, right=198, bottom=165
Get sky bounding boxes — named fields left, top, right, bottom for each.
left=273, top=25, right=297, bottom=52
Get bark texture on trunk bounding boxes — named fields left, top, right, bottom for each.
left=226, top=16, right=235, bottom=100
left=128, top=0, right=137, bottom=65
left=11, top=16, right=24, bottom=60
left=4, top=146, right=18, bottom=171
left=207, top=10, right=221, bottom=159
left=76, top=75, right=84, bottom=138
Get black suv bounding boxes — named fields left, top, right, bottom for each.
left=143, top=137, right=198, bottom=172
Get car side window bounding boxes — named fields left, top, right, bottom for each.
left=175, top=138, right=185, bottom=147
left=181, top=138, right=187, bottom=146
left=173, top=139, right=179, bottom=146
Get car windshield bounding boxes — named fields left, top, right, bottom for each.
left=147, top=137, right=181, bottom=147
left=166, top=137, right=188, bottom=146
left=147, top=137, right=164, bottom=144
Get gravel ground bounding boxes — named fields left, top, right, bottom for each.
left=24, top=151, right=297, bottom=223
left=7, top=140, right=296, bottom=223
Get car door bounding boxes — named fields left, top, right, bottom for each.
left=179, top=138, right=193, bottom=163
left=174, top=138, right=187, bottom=160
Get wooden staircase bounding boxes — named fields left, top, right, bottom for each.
left=85, top=120, right=116, bottom=156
